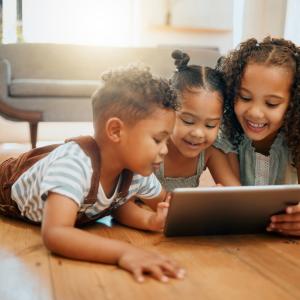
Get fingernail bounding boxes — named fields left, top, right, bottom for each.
left=266, top=227, right=272, bottom=232
left=137, top=277, right=144, bottom=283
left=177, top=269, right=186, bottom=279
left=161, top=276, right=169, bottom=282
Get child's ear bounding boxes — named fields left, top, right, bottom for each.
left=105, top=117, right=124, bottom=143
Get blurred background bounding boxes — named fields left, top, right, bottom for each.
left=0, top=0, right=299, bottom=143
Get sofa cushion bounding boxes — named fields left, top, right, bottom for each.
left=9, top=79, right=100, bottom=97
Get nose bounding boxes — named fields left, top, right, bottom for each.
left=247, top=104, right=265, bottom=120
left=159, top=141, right=168, bottom=157
left=190, top=127, right=205, bottom=139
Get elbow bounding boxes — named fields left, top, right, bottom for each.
left=41, top=227, right=61, bottom=253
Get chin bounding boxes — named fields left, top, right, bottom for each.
left=244, top=131, right=269, bottom=142
left=135, top=169, right=152, bottom=177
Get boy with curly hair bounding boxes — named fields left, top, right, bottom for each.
left=0, top=65, right=185, bottom=282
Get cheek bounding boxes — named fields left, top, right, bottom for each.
left=206, top=129, right=219, bottom=144
left=270, top=109, right=287, bottom=126
left=173, top=122, right=187, bottom=137
left=234, top=101, right=244, bottom=118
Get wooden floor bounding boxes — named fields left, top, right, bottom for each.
left=1, top=143, right=300, bottom=300
left=2, top=215, right=300, bottom=300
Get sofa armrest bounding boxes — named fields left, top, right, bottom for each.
left=0, top=59, right=42, bottom=123
left=0, top=59, right=11, bottom=99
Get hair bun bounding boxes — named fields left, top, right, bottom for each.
left=172, top=49, right=190, bottom=71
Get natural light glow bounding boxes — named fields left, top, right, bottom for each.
left=22, top=0, right=135, bottom=46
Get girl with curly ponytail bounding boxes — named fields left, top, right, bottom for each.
left=215, top=36, right=300, bottom=236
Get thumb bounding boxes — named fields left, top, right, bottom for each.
left=157, top=202, right=169, bottom=220
left=163, top=192, right=172, bottom=204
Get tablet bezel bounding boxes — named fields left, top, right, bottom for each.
left=164, top=185, right=300, bottom=237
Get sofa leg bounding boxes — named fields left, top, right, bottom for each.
left=29, top=122, right=39, bottom=149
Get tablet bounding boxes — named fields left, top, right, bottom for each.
left=164, top=185, right=300, bottom=236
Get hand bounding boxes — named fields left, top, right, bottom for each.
left=148, top=193, right=172, bottom=232
left=118, top=248, right=186, bottom=283
left=267, top=202, right=300, bottom=236
left=148, top=201, right=169, bottom=232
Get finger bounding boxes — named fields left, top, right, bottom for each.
left=164, top=192, right=172, bottom=204
left=287, top=202, right=300, bottom=214
left=271, top=214, right=300, bottom=223
left=157, top=202, right=169, bottom=209
left=157, top=202, right=169, bottom=219
left=269, top=222, right=300, bottom=231
left=161, top=261, right=186, bottom=279
left=131, top=267, right=145, bottom=283
left=145, top=265, right=169, bottom=282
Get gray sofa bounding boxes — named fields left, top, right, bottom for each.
left=0, top=43, right=220, bottom=148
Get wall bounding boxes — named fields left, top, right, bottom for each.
left=0, top=0, right=289, bottom=143
left=242, top=0, right=287, bottom=41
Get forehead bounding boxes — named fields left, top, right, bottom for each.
left=242, top=64, right=293, bottom=95
left=181, top=88, right=223, bottom=117
left=132, top=107, right=175, bottom=133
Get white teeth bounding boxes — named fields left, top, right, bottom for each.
left=248, top=121, right=265, bottom=128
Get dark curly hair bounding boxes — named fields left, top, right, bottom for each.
left=92, top=64, right=179, bottom=128
left=170, top=49, right=226, bottom=101
left=216, top=36, right=300, bottom=167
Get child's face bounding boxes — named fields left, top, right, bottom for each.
left=171, top=88, right=223, bottom=158
left=235, top=63, right=292, bottom=148
left=120, top=108, right=176, bottom=176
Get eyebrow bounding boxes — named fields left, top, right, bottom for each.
left=181, top=112, right=220, bottom=121
left=156, top=130, right=171, bottom=137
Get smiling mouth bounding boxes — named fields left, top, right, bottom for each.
left=184, top=139, right=204, bottom=147
left=246, top=120, right=267, bottom=131
left=152, top=162, right=162, bottom=169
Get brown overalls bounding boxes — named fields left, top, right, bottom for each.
left=0, top=136, right=133, bottom=227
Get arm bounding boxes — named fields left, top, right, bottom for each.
left=227, top=152, right=240, bottom=180
left=206, top=146, right=241, bottom=186
left=42, top=192, right=183, bottom=282
left=113, top=189, right=170, bottom=232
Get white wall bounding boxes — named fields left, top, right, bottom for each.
left=0, top=0, right=290, bottom=143
left=284, top=0, right=300, bottom=45
left=242, top=0, right=287, bottom=41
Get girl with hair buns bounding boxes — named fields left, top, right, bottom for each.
left=215, top=36, right=300, bottom=236
left=154, top=50, right=241, bottom=190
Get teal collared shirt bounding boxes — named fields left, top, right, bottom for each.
left=214, top=132, right=298, bottom=185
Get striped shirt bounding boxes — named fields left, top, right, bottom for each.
left=11, top=142, right=162, bottom=222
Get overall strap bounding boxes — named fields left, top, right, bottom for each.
left=66, top=136, right=134, bottom=227
left=65, top=136, right=101, bottom=204
left=118, top=169, right=134, bottom=197
left=65, top=136, right=133, bottom=203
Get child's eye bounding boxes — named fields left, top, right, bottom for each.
left=239, top=95, right=251, bottom=101
left=266, top=102, right=279, bottom=108
left=206, top=124, right=217, bottom=129
left=181, top=119, right=194, bottom=125
left=153, top=138, right=162, bottom=144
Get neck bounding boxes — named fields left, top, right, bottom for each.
left=251, top=130, right=279, bottom=155
left=164, top=140, right=199, bottom=177
left=94, top=136, right=124, bottom=184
